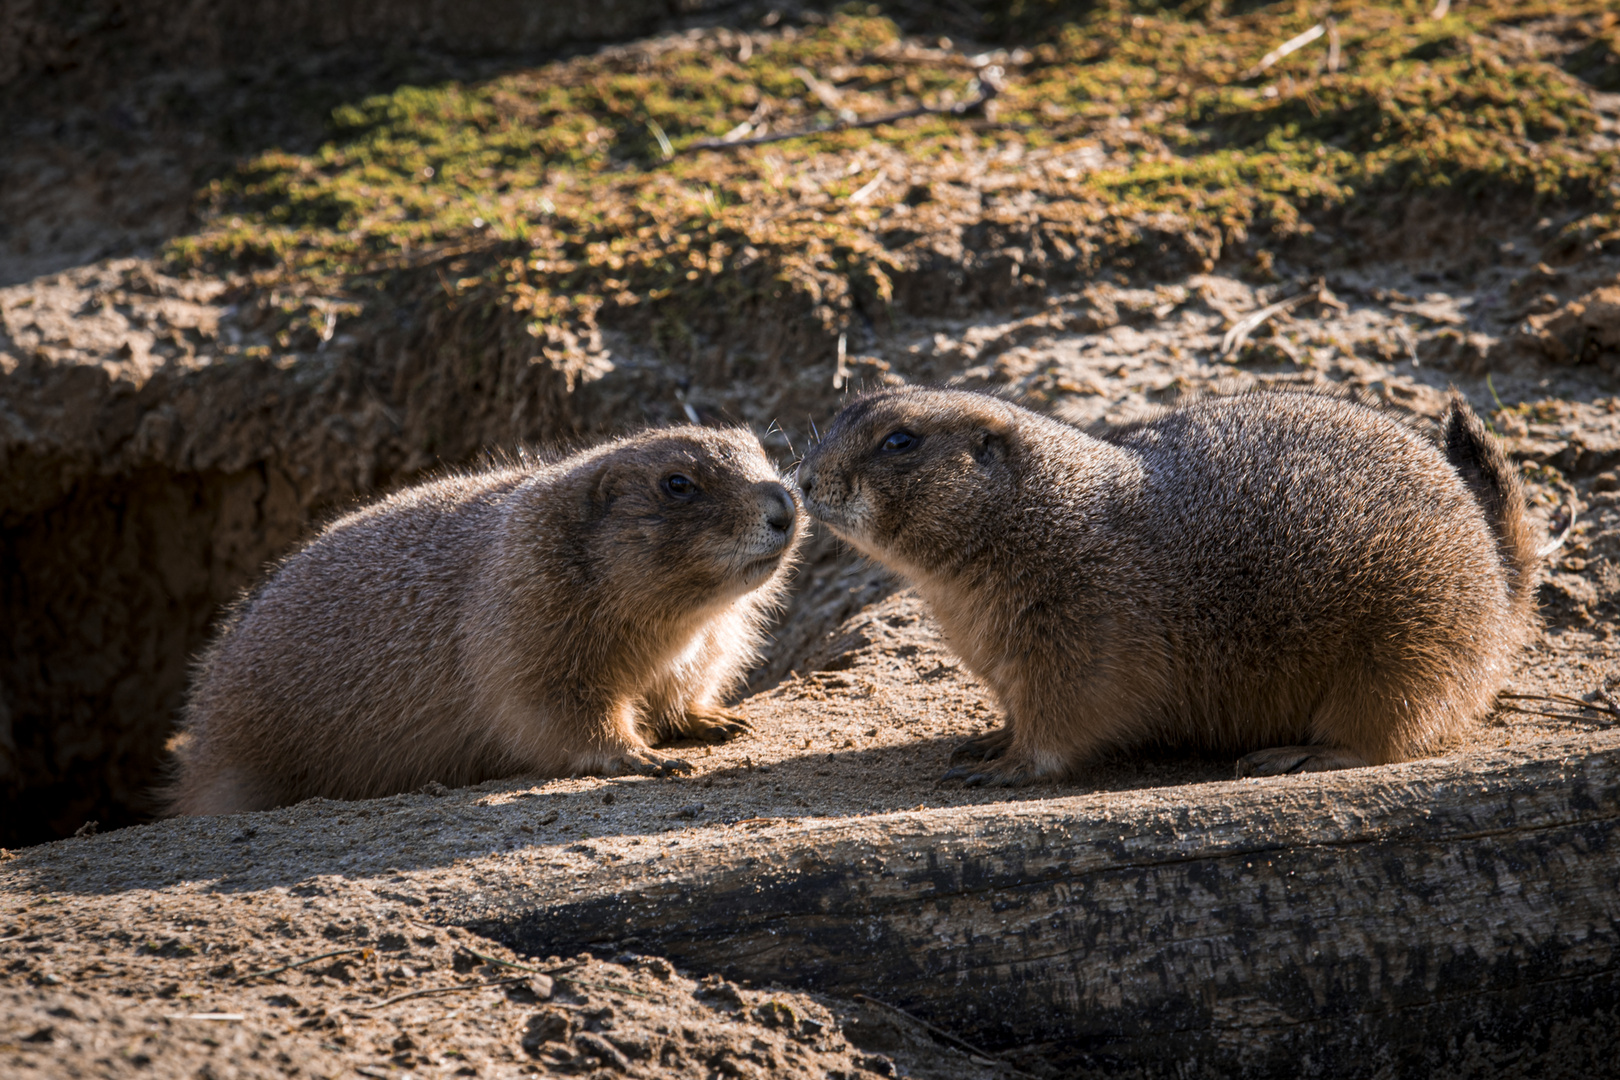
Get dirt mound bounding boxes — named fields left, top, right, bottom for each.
left=1509, top=278, right=1620, bottom=371
left=5, top=0, right=1620, bottom=852
left=8, top=239, right=1620, bottom=846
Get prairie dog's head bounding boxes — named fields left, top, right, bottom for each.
left=796, top=387, right=1021, bottom=574
left=564, top=426, right=800, bottom=612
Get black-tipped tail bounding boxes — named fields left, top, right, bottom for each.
left=1442, top=392, right=1539, bottom=616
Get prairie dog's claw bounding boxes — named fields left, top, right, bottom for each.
left=949, top=726, right=1014, bottom=763
left=644, top=705, right=754, bottom=746
left=604, top=750, right=693, bottom=777
left=958, top=758, right=1042, bottom=787
left=646, top=753, right=695, bottom=776
left=1236, top=746, right=1369, bottom=778
left=681, top=709, right=753, bottom=745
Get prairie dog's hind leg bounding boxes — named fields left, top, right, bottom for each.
left=948, top=724, right=1015, bottom=764
left=1235, top=746, right=1371, bottom=778
left=595, top=745, right=695, bottom=777
left=565, top=732, right=694, bottom=777
left=940, top=717, right=1085, bottom=787
left=941, top=725, right=1018, bottom=780
left=167, top=765, right=281, bottom=817
left=1235, top=675, right=1445, bottom=778
left=941, top=664, right=1127, bottom=785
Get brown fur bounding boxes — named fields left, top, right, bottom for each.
left=796, top=387, right=1540, bottom=784
left=168, top=426, right=801, bottom=815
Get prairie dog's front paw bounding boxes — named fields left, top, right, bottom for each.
left=642, top=705, right=753, bottom=747
left=681, top=704, right=752, bottom=744
left=595, top=748, right=694, bottom=777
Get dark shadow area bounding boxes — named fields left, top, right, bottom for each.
left=0, top=0, right=1064, bottom=284
left=0, top=47, right=601, bottom=285
left=0, top=0, right=818, bottom=284
left=0, top=464, right=309, bottom=848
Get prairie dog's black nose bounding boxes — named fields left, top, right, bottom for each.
left=764, top=484, right=797, bottom=534
left=797, top=469, right=816, bottom=498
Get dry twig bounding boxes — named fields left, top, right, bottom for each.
left=1243, top=23, right=1326, bottom=79
left=853, top=994, right=1037, bottom=1077
left=793, top=66, right=855, bottom=122
left=848, top=172, right=886, bottom=205
left=1536, top=501, right=1579, bottom=559
left=456, top=947, right=579, bottom=977
left=1498, top=690, right=1619, bottom=726
left=688, top=67, right=1004, bottom=152
left=368, top=975, right=532, bottom=1009
left=234, top=948, right=371, bottom=984
left=647, top=120, right=674, bottom=161
left=564, top=977, right=652, bottom=999
left=1219, top=293, right=1307, bottom=355
left=718, top=100, right=772, bottom=143
left=1219, top=280, right=1342, bottom=357
left=1218, top=295, right=1305, bottom=356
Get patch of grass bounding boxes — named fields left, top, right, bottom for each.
left=169, top=1, right=1620, bottom=363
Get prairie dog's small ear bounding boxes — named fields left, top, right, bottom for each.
left=971, top=419, right=1013, bottom=465
left=584, top=462, right=623, bottom=521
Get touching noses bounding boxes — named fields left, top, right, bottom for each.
left=763, top=483, right=797, bottom=537
left=795, top=465, right=816, bottom=499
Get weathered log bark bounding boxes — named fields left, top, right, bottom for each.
left=470, top=735, right=1620, bottom=1077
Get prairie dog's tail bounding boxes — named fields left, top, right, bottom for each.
left=1441, top=392, right=1539, bottom=617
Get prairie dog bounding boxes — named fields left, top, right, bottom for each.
left=795, top=387, right=1538, bottom=784
left=169, top=427, right=801, bottom=814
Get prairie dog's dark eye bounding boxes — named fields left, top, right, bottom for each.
left=878, top=430, right=918, bottom=454
left=662, top=474, right=698, bottom=499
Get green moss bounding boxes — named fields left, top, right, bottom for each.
left=169, top=1, right=1620, bottom=358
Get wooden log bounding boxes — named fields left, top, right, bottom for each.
left=467, top=734, right=1620, bottom=1077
